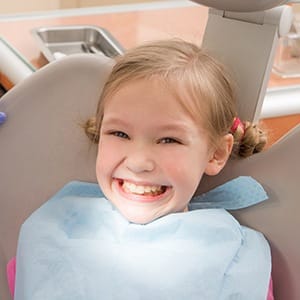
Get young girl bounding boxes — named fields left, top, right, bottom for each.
left=13, top=39, right=272, bottom=299
left=84, top=38, right=267, bottom=224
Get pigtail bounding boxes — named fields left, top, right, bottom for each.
left=231, top=119, right=267, bottom=158
left=83, top=117, right=99, bottom=144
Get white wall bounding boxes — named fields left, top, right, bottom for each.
left=0, top=0, right=162, bottom=14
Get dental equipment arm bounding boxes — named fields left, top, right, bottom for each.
left=193, top=0, right=293, bottom=122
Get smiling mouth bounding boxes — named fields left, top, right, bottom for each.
left=117, top=179, right=168, bottom=196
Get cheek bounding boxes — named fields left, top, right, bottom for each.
left=96, top=138, right=128, bottom=183
left=96, top=140, right=116, bottom=181
left=161, top=151, right=204, bottom=191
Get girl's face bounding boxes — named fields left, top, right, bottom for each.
left=96, top=78, right=226, bottom=224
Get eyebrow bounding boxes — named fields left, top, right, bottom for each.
left=102, top=116, right=192, bottom=132
left=156, top=123, right=193, bottom=135
left=102, top=117, right=128, bottom=125
left=101, top=117, right=133, bottom=130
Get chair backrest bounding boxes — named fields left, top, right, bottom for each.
left=0, top=54, right=299, bottom=300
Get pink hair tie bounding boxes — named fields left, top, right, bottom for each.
left=230, top=117, right=245, bottom=135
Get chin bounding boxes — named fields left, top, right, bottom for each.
left=125, top=214, right=156, bottom=225
left=120, top=209, right=162, bottom=225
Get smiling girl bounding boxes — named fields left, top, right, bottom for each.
left=13, top=39, right=272, bottom=300
left=85, top=39, right=266, bottom=225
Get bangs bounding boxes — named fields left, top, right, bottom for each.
left=163, top=71, right=219, bottom=147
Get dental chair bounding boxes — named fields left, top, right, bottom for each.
left=0, top=1, right=300, bottom=299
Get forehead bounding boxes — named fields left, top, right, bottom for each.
left=102, top=77, right=200, bottom=122
left=101, top=77, right=211, bottom=143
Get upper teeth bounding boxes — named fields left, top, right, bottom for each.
left=122, top=181, right=164, bottom=195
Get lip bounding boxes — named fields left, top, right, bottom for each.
left=112, top=178, right=172, bottom=203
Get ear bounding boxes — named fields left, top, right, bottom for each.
left=205, top=134, right=233, bottom=176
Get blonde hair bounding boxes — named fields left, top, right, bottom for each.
left=84, top=39, right=266, bottom=158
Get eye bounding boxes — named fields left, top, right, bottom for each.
left=110, top=131, right=129, bottom=139
left=158, top=137, right=181, bottom=144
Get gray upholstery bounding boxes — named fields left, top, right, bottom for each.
left=0, top=54, right=299, bottom=300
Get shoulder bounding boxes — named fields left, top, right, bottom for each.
left=240, top=224, right=271, bottom=259
left=211, top=214, right=272, bottom=299
left=185, top=209, right=270, bottom=257
left=220, top=223, right=271, bottom=299
left=20, top=181, right=111, bottom=235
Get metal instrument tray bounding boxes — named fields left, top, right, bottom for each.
left=31, top=25, right=124, bottom=61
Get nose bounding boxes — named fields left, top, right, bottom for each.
left=125, top=145, right=155, bottom=174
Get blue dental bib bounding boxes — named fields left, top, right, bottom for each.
left=15, top=178, right=271, bottom=300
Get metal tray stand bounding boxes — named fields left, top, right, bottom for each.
left=31, top=25, right=124, bottom=61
